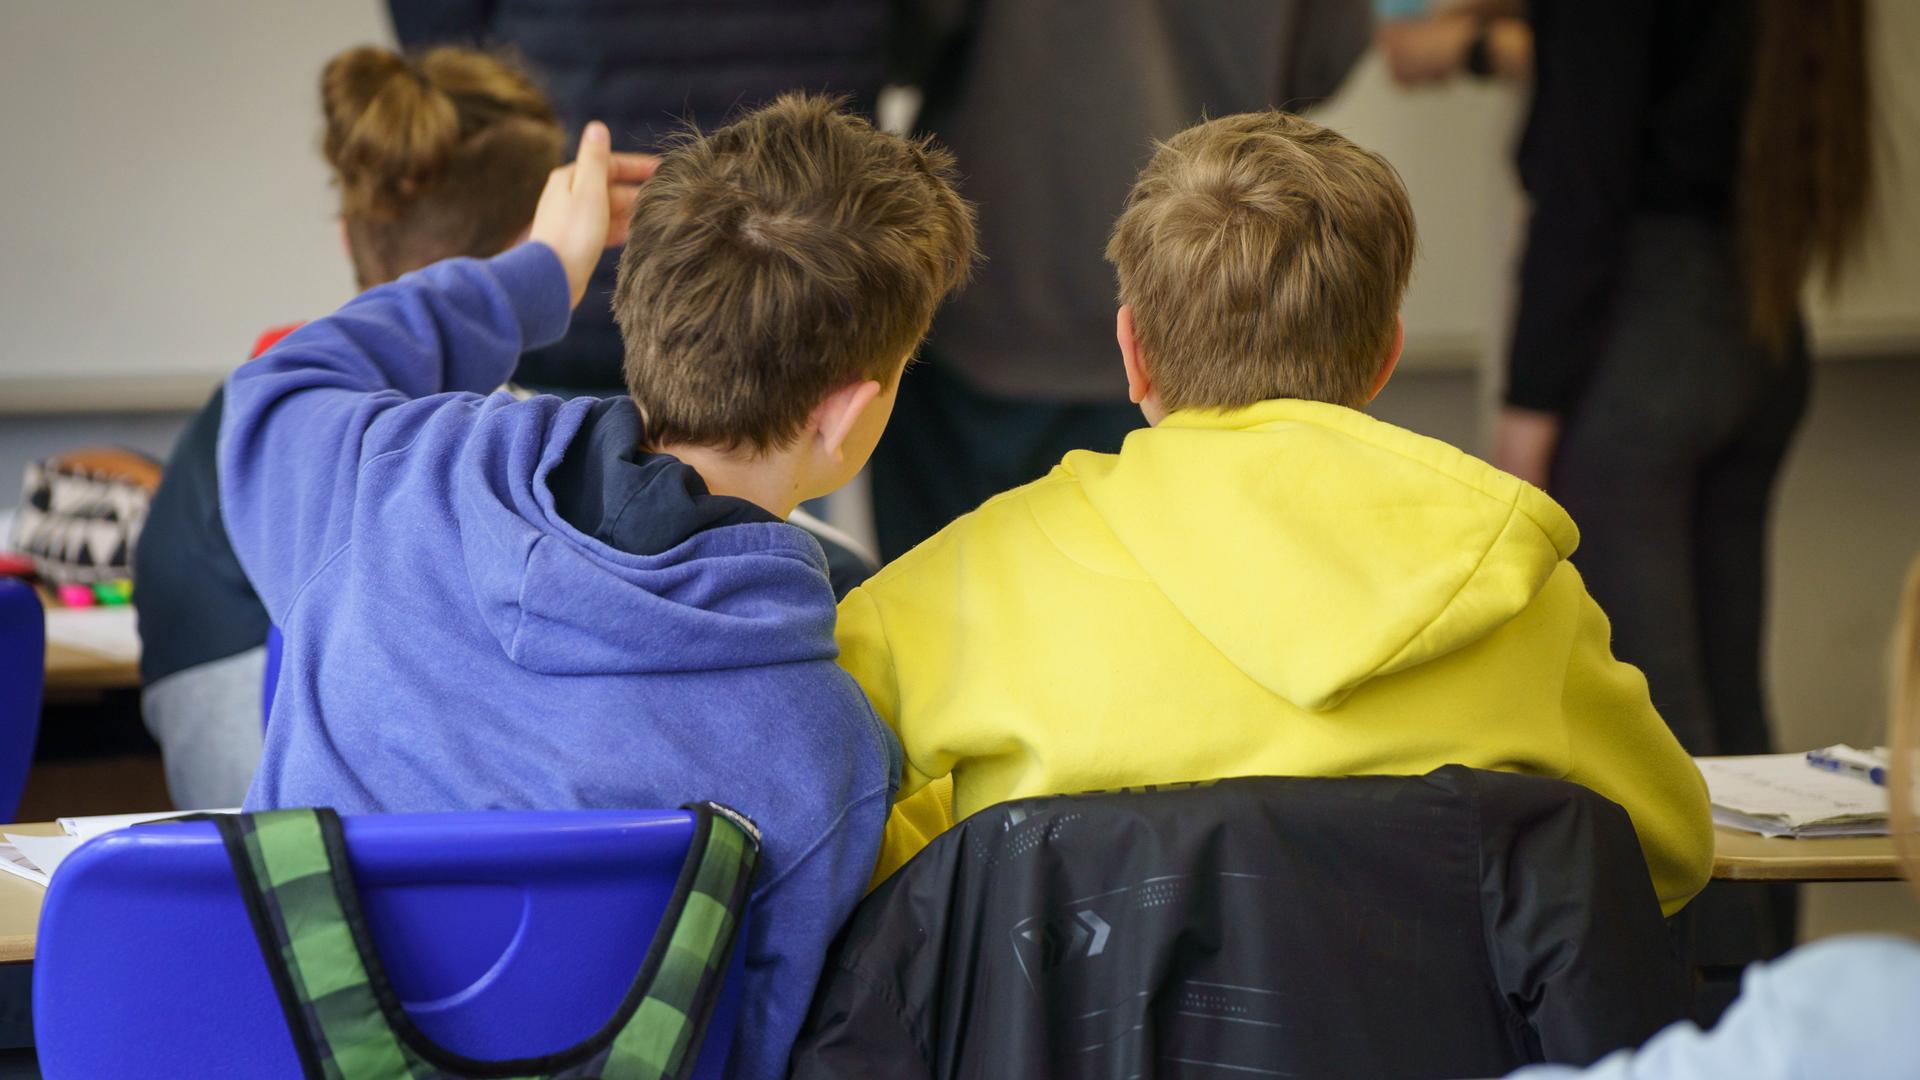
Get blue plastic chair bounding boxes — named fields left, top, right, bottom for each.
left=35, top=809, right=748, bottom=1079
left=0, top=578, right=44, bottom=820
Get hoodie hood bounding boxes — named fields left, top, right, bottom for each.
left=455, top=395, right=838, bottom=676
left=1074, top=399, right=1578, bottom=711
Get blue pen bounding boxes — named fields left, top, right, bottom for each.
left=1805, top=750, right=1886, bottom=787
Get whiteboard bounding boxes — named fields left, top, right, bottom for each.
left=0, top=1, right=390, bottom=410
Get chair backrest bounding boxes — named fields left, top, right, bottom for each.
left=0, top=578, right=44, bottom=820
left=790, top=766, right=1692, bottom=1080
left=35, top=809, right=749, bottom=1079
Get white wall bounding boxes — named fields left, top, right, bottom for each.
left=0, top=1, right=392, bottom=411
left=5, top=2, right=1915, bottom=412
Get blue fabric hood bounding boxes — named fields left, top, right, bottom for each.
left=455, top=394, right=840, bottom=676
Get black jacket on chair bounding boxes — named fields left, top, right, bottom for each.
left=789, top=767, right=1690, bottom=1079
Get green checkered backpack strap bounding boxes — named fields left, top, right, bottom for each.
left=216, top=803, right=760, bottom=1080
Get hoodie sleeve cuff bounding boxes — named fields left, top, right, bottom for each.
left=490, top=242, right=575, bottom=354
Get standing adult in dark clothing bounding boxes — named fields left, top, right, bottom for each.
left=389, top=0, right=894, bottom=395
left=1495, top=0, right=1870, bottom=763
left=872, top=0, right=1372, bottom=561
left=1491, top=0, right=1872, bottom=976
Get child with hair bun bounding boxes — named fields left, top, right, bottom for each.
left=320, top=45, right=563, bottom=289
left=135, top=44, right=564, bottom=809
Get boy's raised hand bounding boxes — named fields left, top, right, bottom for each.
left=530, top=121, right=661, bottom=308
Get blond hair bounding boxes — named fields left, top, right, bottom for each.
left=614, top=93, right=977, bottom=452
left=1893, top=556, right=1920, bottom=900
left=322, top=45, right=564, bottom=288
left=1105, top=111, right=1416, bottom=412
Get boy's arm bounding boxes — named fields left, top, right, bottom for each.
left=868, top=777, right=954, bottom=891
left=1552, top=565, right=1714, bottom=917
left=736, top=785, right=895, bottom=1080
left=1505, top=2, right=1652, bottom=415
left=838, top=586, right=963, bottom=887
left=219, top=123, right=649, bottom=619
left=218, top=244, right=572, bottom=618
left=835, top=586, right=947, bottom=798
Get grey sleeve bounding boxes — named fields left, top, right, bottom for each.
left=1279, top=0, right=1373, bottom=108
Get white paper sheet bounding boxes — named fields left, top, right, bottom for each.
left=0, top=813, right=243, bottom=889
left=0, top=842, right=49, bottom=887
left=44, top=605, right=141, bottom=662
left=58, top=809, right=239, bottom=841
left=1696, top=749, right=1889, bottom=838
left=2, top=832, right=79, bottom=880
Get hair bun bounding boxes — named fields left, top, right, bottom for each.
left=322, top=45, right=460, bottom=219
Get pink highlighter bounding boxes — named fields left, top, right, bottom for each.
left=58, top=583, right=97, bottom=607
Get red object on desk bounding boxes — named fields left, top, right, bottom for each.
left=0, top=555, right=32, bottom=578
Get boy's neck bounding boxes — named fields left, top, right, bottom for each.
left=654, top=441, right=805, bottom=520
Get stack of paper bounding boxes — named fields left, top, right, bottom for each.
left=0, top=809, right=239, bottom=887
left=1696, top=747, right=1890, bottom=838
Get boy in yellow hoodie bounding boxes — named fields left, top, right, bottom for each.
left=836, top=110, right=1713, bottom=915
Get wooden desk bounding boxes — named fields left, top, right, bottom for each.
left=1711, top=826, right=1903, bottom=883
left=44, top=640, right=141, bottom=694
left=0, top=822, right=61, bottom=964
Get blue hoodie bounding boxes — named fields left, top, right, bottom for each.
left=219, top=242, right=900, bottom=1079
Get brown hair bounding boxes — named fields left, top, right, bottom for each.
left=322, top=45, right=564, bottom=288
left=1105, top=111, right=1416, bottom=413
left=614, top=93, right=976, bottom=452
left=1893, top=556, right=1920, bottom=900
left=1739, top=0, right=1873, bottom=352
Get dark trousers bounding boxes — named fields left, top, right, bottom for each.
left=1552, top=217, right=1809, bottom=760
left=1549, top=216, right=1809, bottom=1008
left=869, top=356, right=1145, bottom=562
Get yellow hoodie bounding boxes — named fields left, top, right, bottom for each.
left=837, top=399, right=1713, bottom=914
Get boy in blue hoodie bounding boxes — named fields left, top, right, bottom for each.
left=219, top=94, right=976, bottom=1077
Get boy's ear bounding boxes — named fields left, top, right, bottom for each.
left=812, top=378, right=886, bottom=461
left=1364, top=315, right=1405, bottom=404
left=1118, top=305, right=1152, bottom=405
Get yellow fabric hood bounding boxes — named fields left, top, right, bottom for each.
left=1074, top=399, right=1579, bottom=711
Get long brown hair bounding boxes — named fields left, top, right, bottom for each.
left=321, top=46, right=564, bottom=288
left=1894, top=556, right=1920, bottom=900
left=1738, top=0, right=1873, bottom=353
